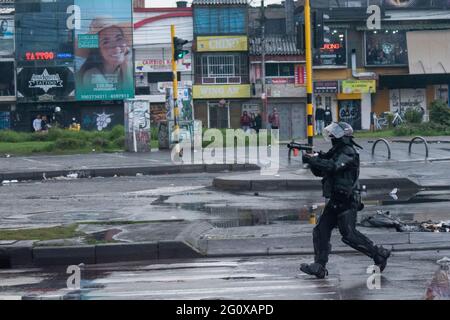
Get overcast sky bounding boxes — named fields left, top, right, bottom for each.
left=146, top=0, right=284, bottom=7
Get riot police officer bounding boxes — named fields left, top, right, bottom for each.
left=300, top=122, right=391, bottom=279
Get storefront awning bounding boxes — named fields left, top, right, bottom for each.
left=379, top=74, right=450, bottom=89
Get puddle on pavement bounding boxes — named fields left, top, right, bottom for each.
left=145, top=186, right=450, bottom=229
left=89, top=229, right=122, bottom=242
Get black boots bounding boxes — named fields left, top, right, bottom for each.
left=300, top=263, right=328, bottom=279
left=373, top=246, right=391, bottom=273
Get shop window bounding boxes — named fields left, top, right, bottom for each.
left=313, top=29, right=347, bottom=67
left=0, top=61, right=14, bottom=97
left=0, top=111, right=10, bottom=130
left=365, top=30, right=408, bottom=66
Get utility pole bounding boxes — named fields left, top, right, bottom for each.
left=171, top=25, right=180, bottom=152
left=305, top=0, right=314, bottom=148
left=261, top=0, right=268, bottom=127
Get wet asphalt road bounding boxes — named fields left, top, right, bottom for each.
left=2, top=161, right=450, bottom=230
left=0, top=250, right=447, bottom=300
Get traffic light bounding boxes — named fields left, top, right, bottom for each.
left=314, top=10, right=331, bottom=49
left=296, top=22, right=305, bottom=50
left=173, top=37, right=189, bottom=61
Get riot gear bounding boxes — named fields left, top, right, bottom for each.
left=301, top=122, right=391, bottom=279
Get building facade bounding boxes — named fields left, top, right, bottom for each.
left=248, top=0, right=308, bottom=140
left=309, top=0, right=450, bottom=130
left=0, top=0, right=15, bottom=130
left=10, top=0, right=135, bottom=132
left=133, top=2, right=194, bottom=124
left=192, top=0, right=251, bottom=129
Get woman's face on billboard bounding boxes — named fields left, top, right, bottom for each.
left=98, top=27, right=127, bottom=69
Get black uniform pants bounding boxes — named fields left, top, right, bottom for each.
left=313, top=198, right=379, bottom=267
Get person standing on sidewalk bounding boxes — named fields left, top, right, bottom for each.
left=269, top=108, right=280, bottom=130
left=33, top=115, right=42, bottom=132
left=300, top=122, right=391, bottom=279
left=324, top=106, right=333, bottom=127
left=240, top=111, right=252, bottom=132
left=315, top=104, right=325, bottom=136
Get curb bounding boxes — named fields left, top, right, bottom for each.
left=213, top=177, right=419, bottom=191
left=0, top=164, right=260, bottom=182
left=2, top=232, right=450, bottom=268
left=0, top=240, right=203, bottom=268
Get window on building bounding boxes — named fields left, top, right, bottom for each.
left=313, top=29, right=347, bottom=67
left=0, top=61, right=14, bottom=97
left=15, top=0, right=74, bottom=65
left=196, top=54, right=249, bottom=84
left=265, top=63, right=295, bottom=77
left=365, top=30, right=408, bottom=66
left=0, top=111, right=10, bottom=130
left=0, top=17, right=14, bottom=57
left=194, top=7, right=246, bottom=35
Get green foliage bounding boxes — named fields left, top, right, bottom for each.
left=0, top=130, right=32, bottom=143
left=393, top=122, right=450, bottom=136
left=429, top=100, right=450, bottom=126
left=54, top=138, right=87, bottom=150
left=91, top=137, right=110, bottom=148
left=113, top=136, right=125, bottom=149
left=108, top=125, right=125, bottom=140
left=404, top=109, right=423, bottom=124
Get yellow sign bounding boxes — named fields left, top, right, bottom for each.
left=193, top=85, right=251, bottom=99
left=197, top=36, right=248, bottom=52
left=342, top=80, right=377, bottom=94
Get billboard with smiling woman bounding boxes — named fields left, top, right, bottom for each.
left=74, top=0, right=134, bottom=101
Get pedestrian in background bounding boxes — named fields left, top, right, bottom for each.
left=315, top=104, right=325, bottom=135
left=269, top=108, right=280, bottom=130
left=240, top=111, right=252, bottom=132
left=324, top=106, right=333, bottom=127
left=41, top=115, right=50, bottom=133
left=33, top=115, right=42, bottom=132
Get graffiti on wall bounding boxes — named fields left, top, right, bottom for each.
left=81, top=112, right=114, bottom=131
left=338, top=101, right=362, bottom=131
left=125, top=100, right=151, bottom=152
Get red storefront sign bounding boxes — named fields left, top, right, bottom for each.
left=295, top=65, right=306, bottom=86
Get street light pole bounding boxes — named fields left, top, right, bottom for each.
left=171, top=25, right=180, bottom=149
left=305, top=0, right=314, bottom=148
left=261, top=0, right=267, bottom=127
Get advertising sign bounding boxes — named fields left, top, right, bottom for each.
left=313, top=30, right=347, bottom=67
left=16, top=66, right=75, bottom=102
left=314, top=81, right=339, bottom=93
left=15, top=0, right=74, bottom=63
left=193, top=85, right=251, bottom=99
left=197, top=36, right=248, bottom=52
left=74, top=0, right=134, bottom=101
left=295, top=65, right=307, bottom=86
left=342, top=80, right=376, bottom=94
left=384, top=0, right=449, bottom=9
left=135, top=57, right=192, bottom=73
left=0, top=17, right=13, bottom=56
